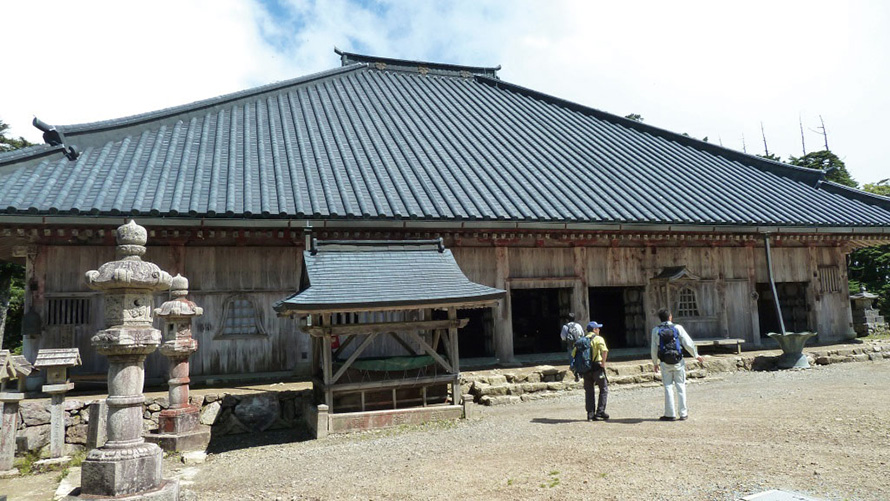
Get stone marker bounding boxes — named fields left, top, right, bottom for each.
left=0, top=350, right=33, bottom=477
left=33, top=348, right=81, bottom=465
left=74, top=220, right=179, bottom=500
left=145, top=274, right=210, bottom=452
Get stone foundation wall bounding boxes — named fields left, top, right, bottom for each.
left=4, top=340, right=888, bottom=457
left=462, top=341, right=890, bottom=406
left=5, top=388, right=313, bottom=459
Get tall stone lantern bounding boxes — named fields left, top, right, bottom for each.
left=146, top=274, right=210, bottom=452
left=79, top=220, right=178, bottom=499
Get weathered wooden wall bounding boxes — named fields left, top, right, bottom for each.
left=28, top=236, right=855, bottom=378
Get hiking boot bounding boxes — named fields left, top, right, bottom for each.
left=596, top=412, right=610, bottom=420
left=659, top=416, right=676, bottom=421
left=590, top=415, right=602, bottom=421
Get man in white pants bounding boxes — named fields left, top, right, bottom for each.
left=650, top=308, right=703, bottom=421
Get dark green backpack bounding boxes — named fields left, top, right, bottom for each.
left=573, top=336, right=595, bottom=374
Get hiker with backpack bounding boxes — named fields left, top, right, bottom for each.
left=651, top=308, right=704, bottom=422
left=573, top=321, right=609, bottom=421
left=561, top=313, right=584, bottom=378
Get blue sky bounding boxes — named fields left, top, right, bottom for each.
left=2, top=0, right=888, bottom=185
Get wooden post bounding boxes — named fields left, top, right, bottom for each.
left=448, top=307, right=460, bottom=404
left=494, top=246, right=514, bottom=364
left=745, top=242, right=762, bottom=346
left=321, top=313, right=333, bottom=408
left=573, top=247, right=589, bottom=323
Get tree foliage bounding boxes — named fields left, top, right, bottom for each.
left=756, top=153, right=783, bottom=162
left=0, top=119, right=33, bottom=153
left=848, top=181, right=890, bottom=319
left=0, top=118, right=29, bottom=351
left=787, top=150, right=857, bottom=187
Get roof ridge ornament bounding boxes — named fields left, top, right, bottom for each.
left=32, top=117, right=79, bottom=161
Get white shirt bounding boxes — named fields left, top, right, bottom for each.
left=650, top=321, right=699, bottom=367
left=561, top=322, right=583, bottom=342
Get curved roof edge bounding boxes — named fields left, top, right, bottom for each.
left=56, top=64, right=366, bottom=138
left=0, top=143, right=66, bottom=167
left=474, top=75, right=826, bottom=185
left=819, top=181, right=890, bottom=210
left=335, top=47, right=500, bottom=78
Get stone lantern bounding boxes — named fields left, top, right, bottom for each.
left=0, top=351, right=33, bottom=476
left=850, top=286, right=887, bottom=337
left=33, top=348, right=81, bottom=464
left=78, top=220, right=178, bottom=499
left=146, top=274, right=210, bottom=452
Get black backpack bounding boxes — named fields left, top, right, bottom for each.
left=573, top=336, right=595, bottom=374
left=657, top=324, right=683, bottom=364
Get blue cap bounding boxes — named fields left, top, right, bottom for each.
left=587, top=321, right=603, bottom=330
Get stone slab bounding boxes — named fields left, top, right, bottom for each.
left=327, top=405, right=462, bottom=435
left=144, top=425, right=211, bottom=452
left=66, top=479, right=179, bottom=500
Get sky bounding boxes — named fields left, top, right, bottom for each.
left=2, top=0, right=888, bottom=185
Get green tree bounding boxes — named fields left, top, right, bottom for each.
left=0, top=119, right=33, bottom=153
left=787, top=150, right=857, bottom=188
left=0, top=118, right=29, bottom=351
left=848, top=181, right=890, bottom=321
left=757, top=153, right=783, bottom=162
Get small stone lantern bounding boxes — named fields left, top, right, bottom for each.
left=146, top=274, right=210, bottom=452
left=0, top=351, right=33, bottom=476
left=79, top=220, right=179, bottom=499
left=33, top=348, right=81, bottom=463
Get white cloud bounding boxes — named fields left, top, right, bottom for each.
left=2, top=0, right=888, bottom=184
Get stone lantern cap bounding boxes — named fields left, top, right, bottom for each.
left=85, top=220, right=173, bottom=293
left=34, top=348, right=82, bottom=369
left=154, top=274, right=204, bottom=318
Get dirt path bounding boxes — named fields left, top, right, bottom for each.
left=175, top=360, right=890, bottom=500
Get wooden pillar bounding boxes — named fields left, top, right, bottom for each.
left=22, top=245, right=45, bottom=365
left=745, top=242, right=761, bottom=346
left=321, top=313, right=333, bottom=408
left=494, top=246, right=514, bottom=363
left=712, top=246, right=729, bottom=338
left=836, top=244, right=855, bottom=339
left=806, top=244, right=821, bottom=340
left=448, top=307, right=460, bottom=404
left=573, top=246, right=589, bottom=323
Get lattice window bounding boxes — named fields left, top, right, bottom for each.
left=819, top=266, right=842, bottom=293
left=216, top=295, right=266, bottom=338
left=675, top=286, right=700, bottom=317
left=46, top=298, right=91, bottom=325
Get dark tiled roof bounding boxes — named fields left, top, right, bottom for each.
left=1, top=52, right=890, bottom=228
left=274, top=240, right=505, bottom=312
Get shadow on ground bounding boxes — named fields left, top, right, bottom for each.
left=531, top=417, right=655, bottom=425
left=207, top=427, right=314, bottom=454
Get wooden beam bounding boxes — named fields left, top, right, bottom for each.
left=282, top=300, right=500, bottom=316
left=407, top=331, right=453, bottom=373
left=332, top=334, right=358, bottom=360
left=388, top=331, right=418, bottom=356
left=313, top=374, right=454, bottom=392
left=306, top=318, right=468, bottom=337
left=331, top=332, right=378, bottom=384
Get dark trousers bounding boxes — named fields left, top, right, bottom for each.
left=583, top=365, right=608, bottom=417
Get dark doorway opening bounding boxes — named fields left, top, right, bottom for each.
left=510, top=288, right=568, bottom=355
left=588, top=286, right=647, bottom=348
left=457, top=308, right=492, bottom=358
left=756, top=282, right=811, bottom=337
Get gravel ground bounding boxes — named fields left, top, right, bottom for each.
left=171, top=359, right=890, bottom=501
